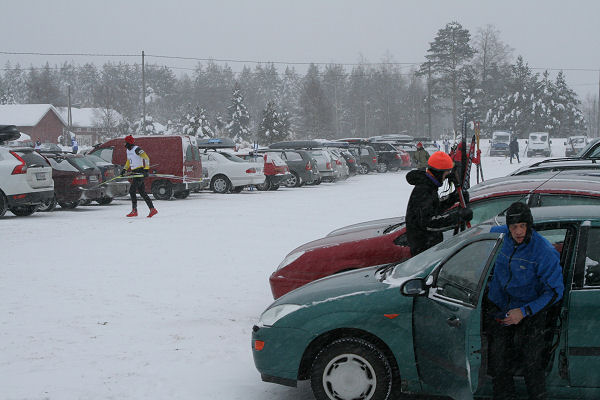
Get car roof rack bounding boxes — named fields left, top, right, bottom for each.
left=197, top=137, right=236, bottom=149
left=528, top=157, right=599, bottom=167
left=0, top=125, right=21, bottom=144
left=269, top=140, right=324, bottom=150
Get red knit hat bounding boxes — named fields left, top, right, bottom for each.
left=428, top=151, right=454, bottom=171
left=125, top=135, right=135, bottom=144
left=417, top=142, right=423, bottom=148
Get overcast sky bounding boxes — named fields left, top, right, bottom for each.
left=2, top=0, right=599, bottom=98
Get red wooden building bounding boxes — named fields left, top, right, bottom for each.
left=0, top=104, right=67, bottom=143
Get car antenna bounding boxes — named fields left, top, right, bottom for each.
left=495, top=169, right=564, bottom=220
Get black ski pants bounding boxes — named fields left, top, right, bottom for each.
left=130, top=175, right=154, bottom=210
left=510, top=151, right=520, bottom=163
left=488, top=311, right=548, bottom=400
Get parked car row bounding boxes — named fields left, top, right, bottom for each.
left=252, top=160, right=600, bottom=400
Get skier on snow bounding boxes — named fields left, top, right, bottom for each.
left=121, top=135, right=158, bottom=218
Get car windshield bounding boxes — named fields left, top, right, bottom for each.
left=578, top=139, right=600, bottom=158
left=388, top=222, right=496, bottom=281
left=494, top=134, right=510, bottom=142
left=86, top=154, right=110, bottom=165
left=219, top=152, right=246, bottom=162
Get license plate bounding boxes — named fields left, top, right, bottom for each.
left=90, top=176, right=98, bottom=182
left=35, top=173, right=45, bottom=180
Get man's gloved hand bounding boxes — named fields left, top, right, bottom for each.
left=142, top=169, right=149, bottom=177
left=458, top=207, right=473, bottom=222
left=461, top=189, right=470, bottom=203
left=120, top=169, right=127, bottom=176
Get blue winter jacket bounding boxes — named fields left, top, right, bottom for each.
left=487, top=225, right=564, bottom=317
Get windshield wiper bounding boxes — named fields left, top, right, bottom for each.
left=376, top=263, right=396, bottom=281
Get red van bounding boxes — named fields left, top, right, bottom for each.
left=89, top=135, right=206, bottom=200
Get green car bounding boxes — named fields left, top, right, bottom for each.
left=252, top=206, right=600, bottom=400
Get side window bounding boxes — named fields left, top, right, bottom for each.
left=584, top=228, right=600, bottom=287
left=469, top=195, right=526, bottom=226
left=540, top=194, right=600, bottom=208
left=285, top=152, right=301, bottom=161
left=435, top=239, right=498, bottom=305
left=185, top=144, right=193, bottom=161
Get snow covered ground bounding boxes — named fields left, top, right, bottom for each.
left=0, top=139, right=567, bottom=399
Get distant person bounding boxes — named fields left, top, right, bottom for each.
left=413, top=142, right=430, bottom=170
left=443, top=138, right=450, bottom=153
left=405, top=151, right=473, bottom=256
left=121, top=135, right=158, bottom=218
left=71, top=138, right=79, bottom=154
left=509, top=136, right=520, bottom=164
left=450, top=141, right=464, bottom=184
left=34, top=138, right=41, bottom=150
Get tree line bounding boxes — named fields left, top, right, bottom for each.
left=0, top=22, right=591, bottom=144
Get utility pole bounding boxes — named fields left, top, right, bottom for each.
left=142, top=50, right=146, bottom=134
left=427, top=65, right=432, bottom=139
left=67, top=84, right=72, bottom=145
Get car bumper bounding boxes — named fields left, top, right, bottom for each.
left=6, top=189, right=54, bottom=208
left=80, top=187, right=106, bottom=201
left=270, top=173, right=292, bottom=186
left=252, top=324, right=312, bottom=385
left=103, top=181, right=130, bottom=198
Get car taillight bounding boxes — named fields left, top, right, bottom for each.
left=335, top=159, right=341, bottom=165
left=246, top=168, right=257, bottom=174
left=347, top=159, right=355, bottom=163
left=373, top=157, right=378, bottom=163
left=326, top=162, right=331, bottom=169
left=395, top=154, right=401, bottom=159
left=10, top=151, right=27, bottom=174
left=71, top=175, right=88, bottom=185
left=305, top=162, right=312, bottom=171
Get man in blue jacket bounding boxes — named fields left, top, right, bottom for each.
left=487, top=202, right=564, bottom=400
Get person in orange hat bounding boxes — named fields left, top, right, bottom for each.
left=121, top=135, right=158, bottom=218
left=413, top=141, right=430, bottom=170
left=405, top=151, right=473, bottom=255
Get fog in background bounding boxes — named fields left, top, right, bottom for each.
left=2, top=0, right=599, bottom=98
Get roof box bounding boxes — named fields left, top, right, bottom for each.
left=197, top=137, right=236, bottom=149
left=0, top=125, right=21, bottom=143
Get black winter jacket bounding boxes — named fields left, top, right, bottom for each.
left=405, top=170, right=460, bottom=255
left=509, top=139, right=519, bottom=154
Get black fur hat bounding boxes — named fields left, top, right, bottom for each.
left=506, top=202, right=533, bottom=242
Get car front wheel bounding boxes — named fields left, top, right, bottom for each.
left=59, top=201, right=80, bottom=209
left=286, top=171, right=301, bottom=188
left=96, top=197, right=113, bottom=205
left=310, top=337, right=392, bottom=400
left=0, top=191, right=7, bottom=217
left=38, top=195, right=57, bottom=212
left=152, top=180, right=173, bottom=200
left=358, top=164, right=369, bottom=175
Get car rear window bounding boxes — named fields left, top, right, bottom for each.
left=540, top=194, right=600, bottom=207
left=90, top=147, right=114, bottom=163
left=15, top=150, right=50, bottom=167
left=186, top=144, right=201, bottom=161
left=70, top=156, right=98, bottom=171
left=219, top=152, right=245, bottom=162
left=49, top=157, right=78, bottom=171
left=284, top=151, right=302, bottom=161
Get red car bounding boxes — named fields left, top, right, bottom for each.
left=269, top=172, right=600, bottom=298
left=90, top=135, right=205, bottom=200
left=235, top=150, right=292, bottom=191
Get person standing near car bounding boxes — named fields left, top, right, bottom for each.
left=486, top=202, right=563, bottom=400
left=405, top=151, right=473, bottom=256
left=121, top=135, right=157, bottom=218
left=413, top=142, right=430, bottom=170
left=71, top=137, right=79, bottom=154
left=509, top=136, right=520, bottom=164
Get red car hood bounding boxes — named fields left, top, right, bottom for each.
left=326, top=216, right=405, bottom=237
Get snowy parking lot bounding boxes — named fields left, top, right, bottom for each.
left=0, top=142, right=567, bottom=399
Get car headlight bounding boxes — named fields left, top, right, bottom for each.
left=259, top=304, right=303, bottom=327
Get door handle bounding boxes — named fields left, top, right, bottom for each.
left=446, top=316, right=461, bottom=328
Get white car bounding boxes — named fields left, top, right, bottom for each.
left=0, top=127, right=54, bottom=216
left=200, top=150, right=265, bottom=193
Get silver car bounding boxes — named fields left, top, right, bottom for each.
left=307, top=149, right=337, bottom=182
left=326, top=148, right=350, bottom=180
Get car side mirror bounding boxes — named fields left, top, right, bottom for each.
left=400, top=278, right=427, bottom=296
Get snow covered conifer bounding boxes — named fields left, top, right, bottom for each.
left=225, top=83, right=251, bottom=143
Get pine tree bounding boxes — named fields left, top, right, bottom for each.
left=225, top=83, right=251, bottom=143
left=182, top=106, right=214, bottom=138
left=257, top=101, right=280, bottom=145
left=552, top=71, right=586, bottom=136
left=419, top=21, right=475, bottom=130
left=300, top=64, right=333, bottom=138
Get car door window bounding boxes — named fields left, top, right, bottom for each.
left=435, top=239, right=498, bottom=306
left=91, top=147, right=114, bottom=163
left=584, top=228, right=600, bottom=287
left=540, top=194, right=600, bottom=208
left=469, top=195, right=526, bottom=225
left=284, top=151, right=301, bottom=161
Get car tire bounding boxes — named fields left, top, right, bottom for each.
left=38, top=195, right=57, bottom=212
left=269, top=184, right=279, bottom=191
left=313, top=177, right=322, bottom=185
left=10, top=205, right=37, bottom=216
left=96, top=197, right=113, bottom=205
left=211, top=175, right=231, bottom=194
left=359, top=163, right=369, bottom=175
left=310, top=337, right=392, bottom=400
left=256, top=178, right=271, bottom=191
left=58, top=201, right=80, bottom=209
left=0, top=191, right=7, bottom=217
left=377, top=163, right=388, bottom=173
left=173, top=190, right=190, bottom=199
left=152, top=180, right=173, bottom=200
left=80, top=199, right=92, bottom=206
left=286, top=171, right=301, bottom=188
